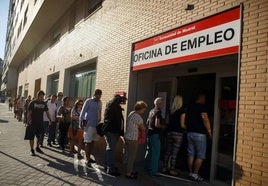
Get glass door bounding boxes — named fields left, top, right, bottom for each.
left=214, top=76, right=237, bottom=185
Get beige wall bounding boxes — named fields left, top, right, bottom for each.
left=13, top=0, right=268, bottom=185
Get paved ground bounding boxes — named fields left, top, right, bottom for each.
left=0, top=102, right=211, bottom=186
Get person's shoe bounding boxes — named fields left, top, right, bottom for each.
left=30, top=149, right=35, bottom=156
left=107, top=169, right=120, bottom=177
left=73, top=149, right=78, bottom=154
left=169, top=170, right=179, bottom=176
left=125, top=173, right=137, bottom=179
left=52, top=141, right=56, bottom=145
left=40, top=143, right=43, bottom=148
left=88, top=158, right=96, bottom=163
left=77, top=153, right=83, bottom=160
left=47, top=143, right=52, bottom=147
left=36, top=147, right=44, bottom=154
left=189, top=174, right=204, bottom=182
left=151, top=172, right=161, bottom=177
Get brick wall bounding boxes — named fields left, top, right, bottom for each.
left=15, top=0, right=268, bottom=184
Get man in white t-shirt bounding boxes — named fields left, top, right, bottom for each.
left=41, top=95, right=57, bottom=147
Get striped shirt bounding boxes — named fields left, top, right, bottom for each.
left=124, top=111, right=144, bottom=140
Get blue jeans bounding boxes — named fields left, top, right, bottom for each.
left=104, top=132, right=120, bottom=170
left=187, top=132, right=207, bottom=159
left=48, top=122, right=56, bottom=144
left=145, top=134, right=160, bottom=175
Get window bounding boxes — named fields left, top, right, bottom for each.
left=23, top=5, right=28, bottom=27
left=85, top=0, right=103, bottom=18
left=72, top=70, right=96, bottom=99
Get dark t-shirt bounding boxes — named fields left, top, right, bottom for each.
left=147, top=108, right=163, bottom=136
left=167, top=107, right=186, bottom=133
left=28, top=99, right=48, bottom=125
left=186, top=103, right=207, bottom=134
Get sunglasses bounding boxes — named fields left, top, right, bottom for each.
left=78, top=103, right=83, bottom=105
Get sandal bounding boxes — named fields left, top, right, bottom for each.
left=125, top=173, right=137, bottom=179
left=169, top=170, right=179, bottom=176
left=161, top=168, right=169, bottom=174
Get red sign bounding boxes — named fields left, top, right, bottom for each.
left=132, top=6, right=241, bottom=71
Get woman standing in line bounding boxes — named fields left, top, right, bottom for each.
left=162, top=95, right=186, bottom=176
left=69, top=99, right=84, bottom=158
left=124, top=101, right=147, bottom=179
left=57, top=96, right=72, bottom=153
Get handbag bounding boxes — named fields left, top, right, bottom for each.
left=96, top=122, right=108, bottom=137
left=138, top=130, right=146, bottom=144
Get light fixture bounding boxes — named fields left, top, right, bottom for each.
left=185, top=4, right=194, bottom=11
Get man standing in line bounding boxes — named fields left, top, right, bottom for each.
left=103, top=93, right=127, bottom=176
left=42, top=95, right=57, bottom=147
left=17, top=96, right=25, bottom=121
left=55, top=92, right=63, bottom=145
left=186, top=92, right=212, bottom=181
left=80, top=89, right=102, bottom=166
left=24, top=95, right=32, bottom=125
left=24, top=90, right=52, bottom=156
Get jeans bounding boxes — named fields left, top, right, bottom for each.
left=48, top=122, right=56, bottom=144
left=59, top=122, right=70, bottom=150
left=40, top=121, right=49, bottom=144
left=145, top=134, right=160, bottom=175
left=104, top=132, right=120, bottom=170
left=187, top=132, right=207, bottom=159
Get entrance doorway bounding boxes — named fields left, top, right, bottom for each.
left=34, top=78, right=41, bottom=97
left=176, top=73, right=216, bottom=179
left=215, top=76, right=237, bottom=185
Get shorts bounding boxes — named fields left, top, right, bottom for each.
left=187, top=132, right=207, bottom=159
left=24, top=124, right=43, bottom=140
left=84, top=126, right=99, bottom=143
left=68, top=127, right=84, bottom=141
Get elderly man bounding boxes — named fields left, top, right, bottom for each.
left=145, top=97, right=166, bottom=176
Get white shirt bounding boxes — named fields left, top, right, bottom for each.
left=43, top=101, right=57, bottom=122
left=124, top=111, right=144, bottom=140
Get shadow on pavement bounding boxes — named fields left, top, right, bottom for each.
left=0, top=119, right=8, bottom=123
left=0, top=151, right=78, bottom=186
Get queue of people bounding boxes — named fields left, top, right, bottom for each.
left=12, top=88, right=211, bottom=182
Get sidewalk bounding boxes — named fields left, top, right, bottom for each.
left=0, top=102, right=211, bottom=186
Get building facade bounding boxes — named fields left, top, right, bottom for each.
left=3, top=0, right=268, bottom=185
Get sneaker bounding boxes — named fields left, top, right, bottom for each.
left=87, top=158, right=96, bottom=163
left=107, top=169, right=120, bottom=177
left=36, top=147, right=44, bottom=154
left=30, top=149, right=35, bottom=156
left=77, top=153, right=83, bottom=160
left=189, top=174, right=204, bottom=182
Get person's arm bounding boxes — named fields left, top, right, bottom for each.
left=201, top=112, right=212, bottom=138
left=180, top=113, right=186, bottom=129
left=46, top=111, right=52, bottom=123
left=138, top=123, right=146, bottom=131
left=71, top=109, right=78, bottom=120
